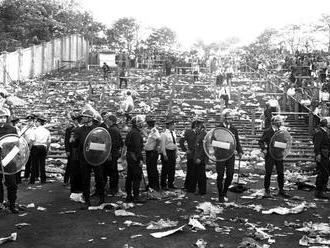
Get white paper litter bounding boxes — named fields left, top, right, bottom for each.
left=262, top=202, right=307, bottom=215
left=195, top=238, right=207, bottom=248
left=70, top=193, right=85, bottom=203
left=146, top=219, right=178, bottom=230
left=189, top=218, right=206, bottom=230
left=114, top=210, right=136, bottom=216
left=0, top=232, right=17, bottom=245
left=150, top=225, right=186, bottom=238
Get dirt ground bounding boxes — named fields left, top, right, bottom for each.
left=0, top=174, right=329, bottom=248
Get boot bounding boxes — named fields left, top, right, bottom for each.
left=133, top=195, right=146, bottom=204
left=125, top=195, right=134, bottom=203
left=98, top=195, right=105, bottom=206
left=278, top=189, right=291, bottom=198
left=263, top=189, right=273, bottom=198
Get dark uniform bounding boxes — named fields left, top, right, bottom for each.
left=100, top=122, right=123, bottom=195
left=72, top=124, right=105, bottom=206
left=64, top=123, right=75, bottom=184
left=125, top=126, right=144, bottom=202
left=192, top=127, right=207, bottom=195
left=216, top=122, right=243, bottom=200
left=0, top=123, right=18, bottom=213
left=313, top=126, right=330, bottom=199
left=259, top=127, right=285, bottom=196
left=69, top=124, right=83, bottom=193
left=179, top=128, right=197, bottom=192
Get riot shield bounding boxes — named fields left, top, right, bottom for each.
left=203, top=127, right=236, bottom=162
left=269, top=129, right=292, bottom=161
left=0, top=134, right=30, bottom=175
left=83, top=127, right=112, bottom=166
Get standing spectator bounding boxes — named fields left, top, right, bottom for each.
left=119, top=68, right=128, bottom=89
left=102, top=62, right=110, bottom=81
left=30, top=115, right=51, bottom=184
left=160, top=119, right=178, bottom=190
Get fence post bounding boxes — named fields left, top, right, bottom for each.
left=41, top=42, right=46, bottom=74
left=30, top=45, right=35, bottom=78
left=251, top=109, right=256, bottom=135
left=309, top=111, right=314, bottom=135
left=60, top=37, right=65, bottom=70
left=2, top=52, right=7, bottom=85
left=80, top=35, right=84, bottom=66
left=85, top=38, right=89, bottom=67
left=294, top=102, right=299, bottom=121
left=76, top=35, right=79, bottom=67
left=69, top=35, right=72, bottom=69
left=18, top=47, right=23, bottom=82
left=51, top=39, right=55, bottom=71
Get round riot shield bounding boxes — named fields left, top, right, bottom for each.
left=0, top=134, right=30, bottom=175
left=269, top=129, right=292, bottom=161
left=203, top=127, right=236, bottom=162
left=83, top=127, right=112, bottom=166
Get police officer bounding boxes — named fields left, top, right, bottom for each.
left=64, top=113, right=78, bottom=185
left=71, top=109, right=105, bottom=208
left=192, top=121, right=207, bottom=195
left=144, top=115, right=161, bottom=191
left=313, top=118, right=330, bottom=199
left=216, top=110, right=243, bottom=202
left=259, top=115, right=290, bottom=198
left=100, top=113, right=123, bottom=195
left=125, top=115, right=145, bottom=203
left=160, top=118, right=178, bottom=190
left=0, top=108, right=19, bottom=213
left=179, top=118, right=201, bottom=192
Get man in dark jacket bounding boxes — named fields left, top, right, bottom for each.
left=71, top=109, right=104, bottom=208
left=216, top=111, right=243, bottom=202
left=313, top=118, right=330, bottom=199
left=259, top=115, right=290, bottom=198
left=124, top=115, right=145, bottom=203
left=0, top=108, right=19, bottom=213
left=192, top=122, right=207, bottom=195
left=179, top=118, right=201, bottom=193
left=100, top=113, right=123, bottom=195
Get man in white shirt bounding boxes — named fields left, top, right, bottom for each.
left=160, top=119, right=177, bottom=190
left=144, top=116, right=161, bottom=191
left=29, top=115, right=51, bottom=184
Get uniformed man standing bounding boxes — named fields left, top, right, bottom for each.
left=216, top=111, right=243, bottom=202
left=160, top=119, right=178, bottom=190
left=100, top=113, right=123, bottom=195
left=0, top=108, right=19, bottom=213
left=30, top=115, right=51, bottom=184
left=192, top=121, right=207, bottom=195
left=179, top=118, right=200, bottom=192
left=124, top=115, right=145, bottom=203
left=144, top=115, right=161, bottom=191
left=259, top=115, right=290, bottom=198
left=313, top=118, right=330, bottom=199
left=71, top=109, right=105, bottom=208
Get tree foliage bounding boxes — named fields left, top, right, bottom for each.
left=145, top=27, right=177, bottom=53
left=0, top=0, right=105, bottom=52
left=105, top=17, right=139, bottom=54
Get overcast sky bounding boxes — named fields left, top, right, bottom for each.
left=80, top=0, right=330, bottom=48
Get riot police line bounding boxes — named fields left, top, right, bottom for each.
left=1, top=105, right=329, bottom=214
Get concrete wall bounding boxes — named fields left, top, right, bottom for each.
left=0, top=34, right=89, bottom=85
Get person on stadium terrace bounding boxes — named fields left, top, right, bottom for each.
left=262, top=102, right=272, bottom=129
left=259, top=115, right=290, bottom=198
left=122, top=91, right=134, bottom=124
left=119, top=67, right=128, bottom=89
left=64, top=113, right=79, bottom=185
left=29, top=115, right=51, bottom=184
left=124, top=115, right=145, bottom=203
left=179, top=118, right=203, bottom=193
left=192, top=121, right=207, bottom=195
left=144, top=115, right=161, bottom=191
left=102, top=62, right=110, bottom=81
left=71, top=109, right=105, bottom=208
left=313, top=118, right=330, bottom=200
left=0, top=108, right=20, bottom=213
left=216, top=110, right=243, bottom=202
left=100, top=113, right=123, bottom=195
left=23, top=114, right=36, bottom=180
left=160, top=118, right=178, bottom=190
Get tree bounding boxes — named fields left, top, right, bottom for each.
left=145, top=27, right=176, bottom=53
left=106, top=17, right=140, bottom=54
left=313, top=14, right=330, bottom=52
